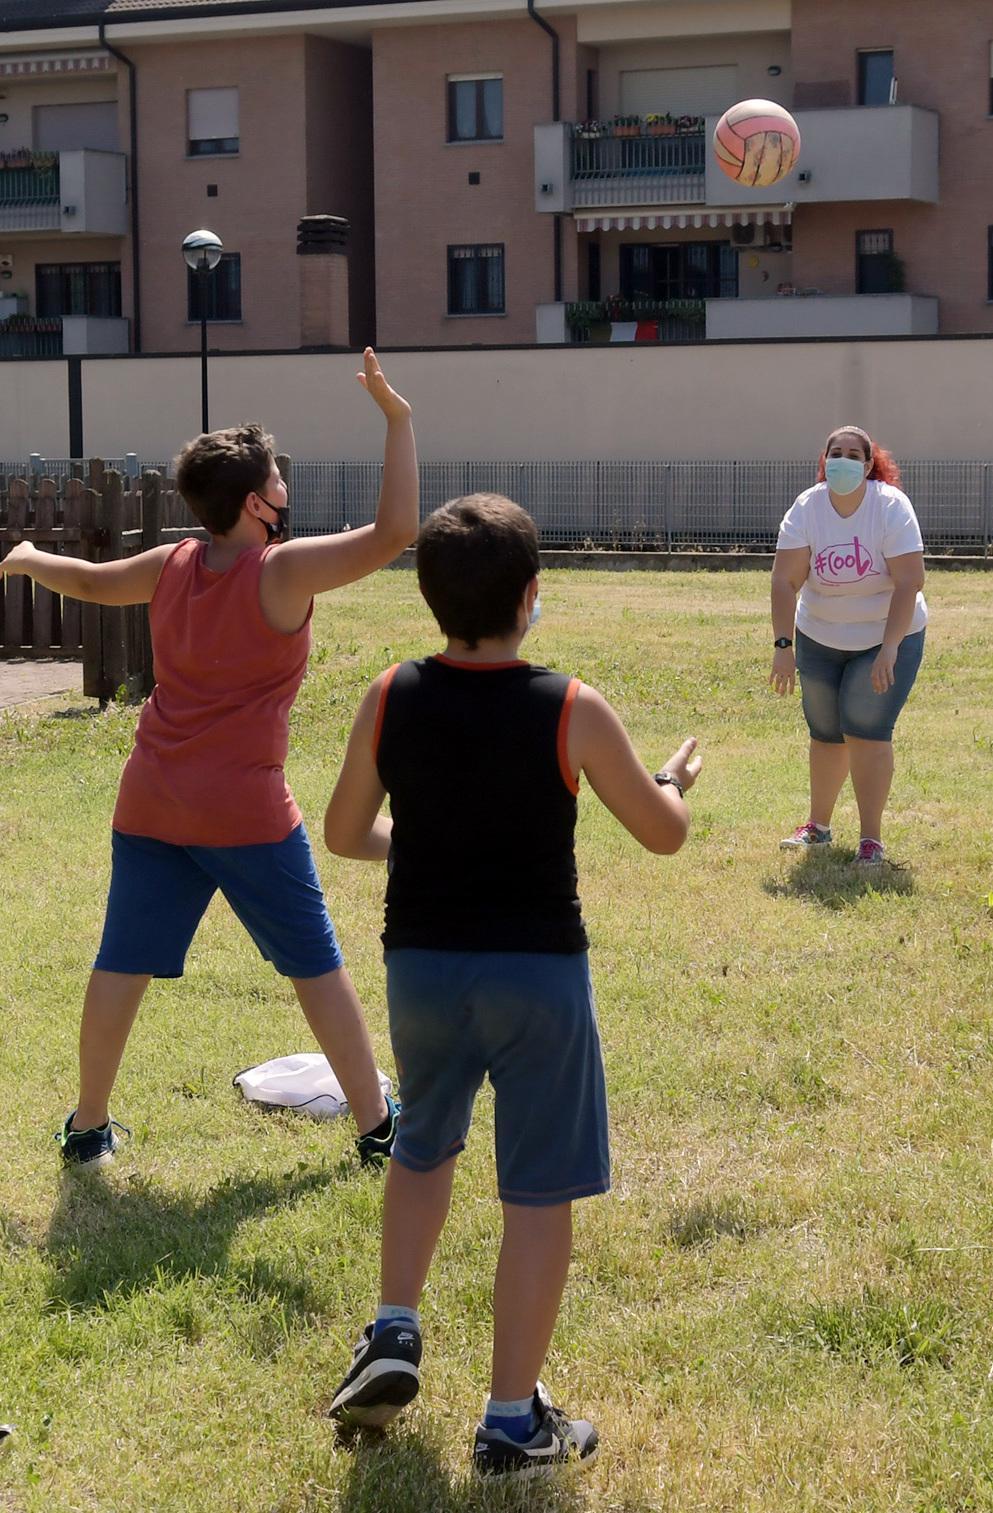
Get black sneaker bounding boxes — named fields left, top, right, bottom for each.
left=55, top=1111, right=130, bottom=1168
left=328, top=1321, right=421, bottom=1428
left=473, top=1383, right=599, bottom=1479
left=355, top=1095, right=400, bottom=1166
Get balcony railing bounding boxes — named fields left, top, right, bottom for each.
left=0, top=157, right=60, bottom=231
left=0, top=317, right=62, bottom=357
left=572, top=131, right=706, bottom=207
left=0, top=148, right=127, bottom=235
left=566, top=298, right=706, bottom=343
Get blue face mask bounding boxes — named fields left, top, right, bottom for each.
left=824, top=457, right=867, bottom=496
left=529, top=594, right=542, bottom=627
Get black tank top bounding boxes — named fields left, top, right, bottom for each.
left=375, top=656, right=588, bottom=953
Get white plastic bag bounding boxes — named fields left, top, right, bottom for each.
left=234, top=1053, right=392, bottom=1121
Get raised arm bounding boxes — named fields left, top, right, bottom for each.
left=324, top=674, right=393, bottom=861
left=261, top=350, right=417, bottom=626
left=0, top=539, right=173, bottom=606
left=567, top=684, right=701, bottom=855
left=769, top=546, right=810, bottom=696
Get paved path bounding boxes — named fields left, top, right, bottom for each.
left=0, top=659, right=84, bottom=710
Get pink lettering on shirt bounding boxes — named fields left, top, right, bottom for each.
left=812, top=536, right=879, bottom=584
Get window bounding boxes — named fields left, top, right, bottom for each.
left=989, top=42, right=993, bottom=114
left=857, top=50, right=894, bottom=106
left=36, top=261, right=121, bottom=317
left=187, top=87, right=239, bottom=156
left=620, top=242, right=737, bottom=301
left=856, top=229, right=894, bottom=293
left=988, top=226, right=993, bottom=300
left=187, top=252, right=242, bottom=321
left=447, top=244, right=504, bottom=315
left=447, top=76, right=502, bottom=142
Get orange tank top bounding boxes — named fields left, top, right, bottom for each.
left=113, top=538, right=311, bottom=846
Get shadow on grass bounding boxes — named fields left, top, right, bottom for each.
left=44, top=1156, right=353, bottom=1316
left=763, top=848, right=915, bottom=910
left=332, top=1427, right=592, bottom=1513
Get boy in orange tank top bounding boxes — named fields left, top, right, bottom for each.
left=1, top=350, right=416, bottom=1168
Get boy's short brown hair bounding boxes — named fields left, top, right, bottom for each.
left=174, top=423, right=275, bottom=536
left=416, top=494, right=539, bottom=649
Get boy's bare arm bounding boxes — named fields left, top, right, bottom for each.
left=0, top=540, right=174, bottom=606
left=324, top=675, right=393, bottom=861
left=262, top=351, right=417, bottom=625
left=567, top=684, right=701, bottom=855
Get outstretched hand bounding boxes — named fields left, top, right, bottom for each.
left=356, top=347, right=411, bottom=423
left=663, top=736, right=702, bottom=793
left=0, top=541, right=34, bottom=577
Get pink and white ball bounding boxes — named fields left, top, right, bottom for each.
left=713, top=99, right=801, bottom=189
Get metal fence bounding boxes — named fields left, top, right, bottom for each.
left=4, top=458, right=991, bottom=553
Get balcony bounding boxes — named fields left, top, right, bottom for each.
left=572, top=127, right=705, bottom=208
left=706, top=104, right=939, bottom=206
left=0, top=149, right=127, bottom=236
left=536, top=104, right=939, bottom=216
left=538, top=299, right=706, bottom=344
left=0, top=314, right=130, bottom=357
left=705, top=293, right=938, bottom=340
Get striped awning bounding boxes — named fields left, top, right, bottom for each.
left=575, top=207, right=792, bottom=232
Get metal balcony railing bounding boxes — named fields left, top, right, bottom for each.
left=572, top=132, right=706, bottom=206
left=0, top=319, right=63, bottom=357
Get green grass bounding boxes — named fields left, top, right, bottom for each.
left=2, top=567, right=993, bottom=1512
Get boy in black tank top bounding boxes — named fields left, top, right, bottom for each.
left=324, top=494, right=701, bottom=1475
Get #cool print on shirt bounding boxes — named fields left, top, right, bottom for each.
left=812, top=536, right=880, bottom=584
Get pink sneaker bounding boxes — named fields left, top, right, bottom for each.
left=854, top=838, right=885, bottom=866
left=780, top=822, right=832, bottom=851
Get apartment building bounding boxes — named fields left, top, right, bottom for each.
left=0, top=0, right=988, bottom=355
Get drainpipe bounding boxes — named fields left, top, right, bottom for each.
left=527, top=0, right=562, bottom=305
left=98, top=23, right=142, bottom=352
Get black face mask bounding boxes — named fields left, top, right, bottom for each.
left=255, top=493, right=290, bottom=543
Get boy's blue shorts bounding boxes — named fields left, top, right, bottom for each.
left=385, top=948, right=610, bottom=1208
left=94, top=824, right=344, bottom=979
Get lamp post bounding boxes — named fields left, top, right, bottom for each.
left=181, top=229, right=223, bottom=434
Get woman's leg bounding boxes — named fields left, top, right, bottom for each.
left=845, top=736, right=894, bottom=842
left=809, top=739, right=850, bottom=828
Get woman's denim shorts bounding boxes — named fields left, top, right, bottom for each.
left=795, top=628, right=925, bottom=744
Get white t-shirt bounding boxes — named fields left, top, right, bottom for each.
left=777, top=480, right=928, bottom=651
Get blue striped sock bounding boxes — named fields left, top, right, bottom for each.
left=373, top=1305, right=420, bottom=1338
left=484, top=1394, right=539, bottom=1444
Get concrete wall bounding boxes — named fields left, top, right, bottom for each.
left=704, top=105, right=939, bottom=208
left=59, top=149, right=128, bottom=236
left=706, top=293, right=939, bottom=340
left=576, top=1, right=790, bottom=47
left=3, top=339, right=993, bottom=464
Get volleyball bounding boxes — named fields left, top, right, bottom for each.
left=713, top=99, right=801, bottom=188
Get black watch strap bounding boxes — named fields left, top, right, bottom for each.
left=774, top=636, right=793, bottom=649
left=654, top=770, right=685, bottom=798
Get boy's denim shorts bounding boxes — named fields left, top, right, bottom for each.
left=385, top=948, right=610, bottom=1208
left=795, top=628, right=925, bottom=744
left=94, top=823, right=344, bottom=979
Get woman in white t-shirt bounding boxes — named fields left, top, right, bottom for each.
left=770, top=425, right=927, bottom=865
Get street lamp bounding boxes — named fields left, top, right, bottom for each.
left=182, top=229, right=223, bottom=434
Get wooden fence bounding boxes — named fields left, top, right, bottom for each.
left=0, top=461, right=216, bottom=702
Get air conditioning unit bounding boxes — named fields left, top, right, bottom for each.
left=731, top=224, right=755, bottom=246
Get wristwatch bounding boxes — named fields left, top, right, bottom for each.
left=654, top=770, right=685, bottom=798
left=774, top=637, right=793, bottom=649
